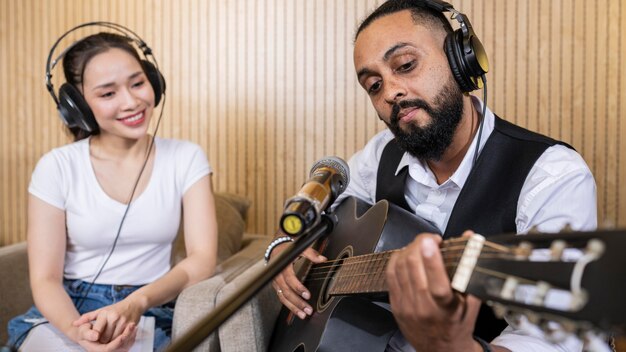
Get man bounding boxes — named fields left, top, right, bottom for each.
left=270, top=1, right=596, bottom=351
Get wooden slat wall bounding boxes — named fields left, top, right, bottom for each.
left=1, top=0, right=624, bottom=245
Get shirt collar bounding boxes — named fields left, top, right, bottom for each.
left=394, top=96, right=496, bottom=189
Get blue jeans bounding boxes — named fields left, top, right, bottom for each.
left=7, top=279, right=173, bottom=351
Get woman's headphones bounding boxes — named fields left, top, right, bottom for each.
left=45, top=22, right=166, bottom=133
left=421, top=0, right=489, bottom=92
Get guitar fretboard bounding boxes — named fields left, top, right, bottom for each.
left=327, top=241, right=465, bottom=296
left=329, top=251, right=392, bottom=295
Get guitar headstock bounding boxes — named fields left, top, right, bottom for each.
left=452, top=229, right=626, bottom=339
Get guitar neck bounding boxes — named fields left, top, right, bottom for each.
left=328, top=251, right=393, bottom=296
left=323, top=229, right=626, bottom=338
left=327, top=237, right=477, bottom=296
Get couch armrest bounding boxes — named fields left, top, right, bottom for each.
left=172, top=234, right=276, bottom=351
left=0, top=242, right=32, bottom=344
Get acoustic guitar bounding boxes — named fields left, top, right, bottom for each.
left=269, top=197, right=626, bottom=352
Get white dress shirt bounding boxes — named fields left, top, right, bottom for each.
left=334, top=96, right=597, bottom=352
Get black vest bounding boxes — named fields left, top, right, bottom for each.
left=375, top=116, right=568, bottom=341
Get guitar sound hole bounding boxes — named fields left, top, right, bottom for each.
left=317, top=247, right=352, bottom=312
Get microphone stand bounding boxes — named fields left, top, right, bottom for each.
left=167, top=213, right=337, bottom=352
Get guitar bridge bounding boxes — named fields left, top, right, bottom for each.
left=450, top=234, right=485, bottom=292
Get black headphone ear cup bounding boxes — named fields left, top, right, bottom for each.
left=465, top=35, right=489, bottom=79
left=58, top=83, right=98, bottom=132
left=444, top=31, right=478, bottom=92
left=142, top=60, right=166, bottom=107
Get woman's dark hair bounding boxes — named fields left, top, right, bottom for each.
left=62, top=32, right=143, bottom=140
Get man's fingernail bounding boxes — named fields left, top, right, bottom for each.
left=319, top=255, right=327, bottom=261
left=302, top=291, right=310, bottom=299
left=422, top=237, right=437, bottom=258
left=304, top=307, right=313, bottom=315
left=297, top=311, right=306, bottom=319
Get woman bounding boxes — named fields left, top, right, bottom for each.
left=7, top=30, right=218, bottom=351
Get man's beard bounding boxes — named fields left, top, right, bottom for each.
left=385, top=78, right=464, bottom=161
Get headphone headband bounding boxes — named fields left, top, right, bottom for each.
left=420, top=0, right=454, bottom=12
left=419, top=0, right=489, bottom=92
left=46, top=22, right=165, bottom=133
left=45, top=22, right=158, bottom=105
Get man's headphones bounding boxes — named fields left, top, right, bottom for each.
left=420, top=0, right=489, bottom=92
left=45, top=22, right=166, bottom=133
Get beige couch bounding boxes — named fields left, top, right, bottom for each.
left=0, top=193, right=282, bottom=351
left=0, top=241, right=31, bottom=345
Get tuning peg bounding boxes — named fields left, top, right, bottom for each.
left=585, top=239, right=605, bottom=257
left=525, top=310, right=541, bottom=325
left=569, top=288, right=588, bottom=311
left=549, top=240, right=566, bottom=261
left=559, top=223, right=574, bottom=233
left=509, top=312, right=545, bottom=338
left=559, top=319, right=579, bottom=334
left=491, top=303, right=507, bottom=319
left=514, top=241, right=533, bottom=259
left=527, top=225, right=541, bottom=234
left=500, top=277, right=519, bottom=300
left=532, top=281, right=551, bottom=306
left=581, top=330, right=612, bottom=352
left=538, top=319, right=574, bottom=344
left=504, top=310, right=524, bottom=330
left=487, top=301, right=522, bottom=329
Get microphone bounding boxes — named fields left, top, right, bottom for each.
left=280, top=156, right=350, bottom=236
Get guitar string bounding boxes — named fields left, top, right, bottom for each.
left=299, top=239, right=492, bottom=272
left=303, top=250, right=517, bottom=284
left=319, top=265, right=541, bottom=296
left=302, top=253, right=520, bottom=284
left=302, top=262, right=541, bottom=296
left=303, top=236, right=478, bottom=270
left=302, top=240, right=513, bottom=277
left=302, top=249, right=513, bottom=280
left=295, top=241, right=580, bottom=302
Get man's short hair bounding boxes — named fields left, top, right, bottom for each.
left=355, top=0, right=453, bottom=41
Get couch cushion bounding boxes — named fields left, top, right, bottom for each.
left=215, top=192, right=251, bottom=222
left=171, top=192, right=251, bottom=264
left=214, top=193, right=250, bottom=262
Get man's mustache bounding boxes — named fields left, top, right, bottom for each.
left=390, top=99, right=433, bottom=124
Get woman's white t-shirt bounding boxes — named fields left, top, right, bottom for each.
left=28, top=137, right=212, bottom=285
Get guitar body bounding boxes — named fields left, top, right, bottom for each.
left=269, top=197, right=440, bottom=352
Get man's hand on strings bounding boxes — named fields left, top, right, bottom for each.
left=386, top=231, right=483, bottom=352
left=270, top=239, right=327, bottom=320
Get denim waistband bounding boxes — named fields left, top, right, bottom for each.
left=63, top=278, right=143, bottom=302
left=62, top=279, right=176, bottom=308
left=64, top=278, right=142, bottom=289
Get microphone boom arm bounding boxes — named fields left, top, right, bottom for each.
left=166, top=214, right=337, bottom=352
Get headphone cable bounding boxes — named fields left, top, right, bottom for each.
left=8, top=96, right=167, bottom=352
left=472, top=74, right=488, bottom=167
left=76, top=91, right=166, bottom=311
